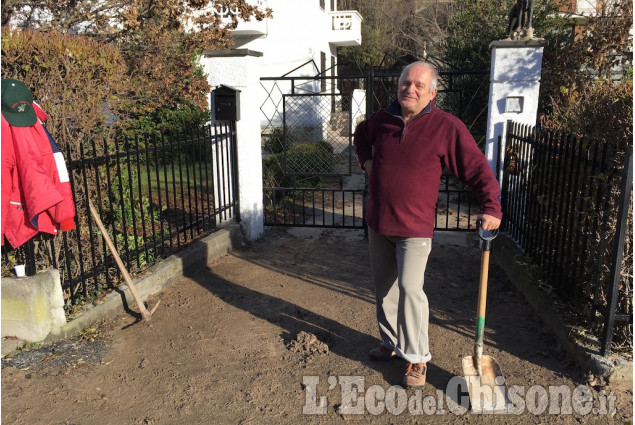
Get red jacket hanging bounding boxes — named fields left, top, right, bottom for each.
left=1, top=103, right=76, bottom=248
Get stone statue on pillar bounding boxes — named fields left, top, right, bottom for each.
left=507, top=0, right=535, bottom=40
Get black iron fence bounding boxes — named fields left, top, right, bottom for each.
left=500, top=121, right=632, bottom=356
left=2, top=123, right=239, bottom=314
left=264, top=187, right=365, bottom=229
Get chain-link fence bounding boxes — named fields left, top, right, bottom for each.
left=261, top=76, right=367, bottom=228
left=261, top=77, right=366, bottom=190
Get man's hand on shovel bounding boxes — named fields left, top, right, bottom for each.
left=476, top=213, right=501, bottom=232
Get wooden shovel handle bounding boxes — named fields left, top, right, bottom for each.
left=475, top=219, right=492, bottom=347
left=477, top=250, right=490, bottom=320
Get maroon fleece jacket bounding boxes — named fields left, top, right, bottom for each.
left=353, top=100, right=502, bottom=238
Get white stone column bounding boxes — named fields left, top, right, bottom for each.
left=201, top=49, right=265, bottom=241
left=485, top=40, right=547, bottom=181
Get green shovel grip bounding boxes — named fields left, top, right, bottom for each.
left=475, top=316, right=485, bottom=345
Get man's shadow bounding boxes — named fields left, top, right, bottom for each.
left=177, top=239, right=418, bottom=388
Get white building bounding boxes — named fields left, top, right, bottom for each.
left=201, top=0, right=362, bottom=126
left=230, top=0, right=362, bottom=79
left=198, top=1, right=362, bottom=240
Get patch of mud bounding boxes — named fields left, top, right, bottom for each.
left=1, top=339, right=107, bottom=371
left=285, top=331, right=329, bottom=361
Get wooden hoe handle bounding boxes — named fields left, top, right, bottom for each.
left=88, top=199, right=159, bottom=321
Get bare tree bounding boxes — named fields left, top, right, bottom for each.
left=338, top=0, right=453, bottom=65
left=2, top=0, right=128, bottom=32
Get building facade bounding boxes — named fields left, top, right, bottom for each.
left=229, top=0, right=362, bottom=79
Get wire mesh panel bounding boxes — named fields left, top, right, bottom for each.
left=262, top=76, right=367, bottom=229
left=282, top=93, right=352, bottom=176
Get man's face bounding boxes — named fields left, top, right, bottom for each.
left=398, top=65, right=438, bottom=119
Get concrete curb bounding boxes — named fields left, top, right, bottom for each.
left=1, top=224, right=245, bottom=357
left=492, top=234, right=633, bottom=386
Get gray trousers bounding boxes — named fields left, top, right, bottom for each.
left=368, top=227, right=432, bottom=364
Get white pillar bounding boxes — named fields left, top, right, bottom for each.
left=485, top=40, right=547, bottom=181
left=201, top=49, right=265, bottom=241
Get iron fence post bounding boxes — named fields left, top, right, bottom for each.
left=24, top=239, right=36, bottom=276
left=366, top=68, right=374, bottom=120
left=231, top=121, right=241, bottom=223
left=601, top=146, right=633, bottom=357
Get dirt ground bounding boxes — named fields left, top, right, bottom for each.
left=2, top=227, right=633, bottom=424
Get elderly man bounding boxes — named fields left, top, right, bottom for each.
left=353, top=62, right=502, bottom=388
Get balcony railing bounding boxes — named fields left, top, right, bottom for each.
left=328, top=11, right=362, bottom=46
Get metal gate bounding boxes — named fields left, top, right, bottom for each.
left=261, top=67, right=490, bottom=231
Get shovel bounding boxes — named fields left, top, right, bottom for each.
left=461, top=220, right=509, bottom=413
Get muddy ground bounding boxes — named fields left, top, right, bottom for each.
left=2, top=227, right=632, bottom=424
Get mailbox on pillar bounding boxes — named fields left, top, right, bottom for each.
left=214, top=85, right=241, bottom=121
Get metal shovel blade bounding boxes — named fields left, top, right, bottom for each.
left=461, top=355, right=510, bottom=414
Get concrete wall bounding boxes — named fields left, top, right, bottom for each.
left=2, top=269, right=66, bottom=343
left=485, top=40, right=547, bottom=181
left=202, top=50, right=266, bottom=241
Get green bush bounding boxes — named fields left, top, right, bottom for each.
left=1, top=28, right=210, bottom=146
left=1, top=28, right=128, bottom=153
left=120, top=100, right=210, bottom=138
left=542, top=78, right=633, bottom=149
left=263, top=141, right=337, bottom=188
left=263, top=127, right=288, bottom=154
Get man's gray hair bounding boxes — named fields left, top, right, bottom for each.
left=398, top=61, right=438, bottom=94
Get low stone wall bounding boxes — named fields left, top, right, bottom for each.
left=2, top=269, right=66, bottom=343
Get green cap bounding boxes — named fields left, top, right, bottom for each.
left=1, top=79, right=37, bottom=127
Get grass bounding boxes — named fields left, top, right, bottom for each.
left=136, top=158, right=215, bottom=196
